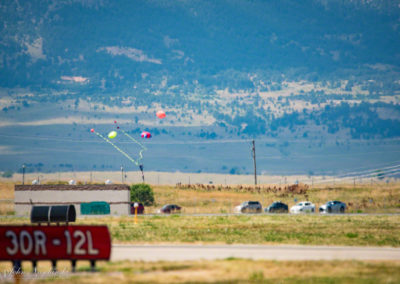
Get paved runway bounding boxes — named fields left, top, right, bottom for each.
left=112, top=244, right=400, bottom=261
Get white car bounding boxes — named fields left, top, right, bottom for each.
left=290, top=201, right=315, bottom=214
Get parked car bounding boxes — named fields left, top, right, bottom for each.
left=264, top=201, right=288, bottom=213
left=234, top=201, right=262, bottom=213
left=130, top=202, right=144, bottom=214
left=319, top=201, right=346, bottom=213
left=158, top=204, right=181, bottom=214
left=290, top=201, right=315, bottom=214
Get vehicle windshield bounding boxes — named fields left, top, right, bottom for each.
left=161, top=205, right=170, bottom=210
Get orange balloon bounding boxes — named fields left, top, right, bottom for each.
left=156, top=110, right=166, bottom=119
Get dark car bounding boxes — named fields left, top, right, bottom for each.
left=158, top=204, right=181, bottom=214
left=130, top=202, right=144, bottom=214
left=319, top=200, right=346, bottom=213
left=264, top=201, right=288, bottom=213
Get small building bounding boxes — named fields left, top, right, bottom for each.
left=14, top=184, right=130, bottom=216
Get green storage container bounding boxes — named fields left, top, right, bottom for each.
left=80, top=201, right=110, bottom=215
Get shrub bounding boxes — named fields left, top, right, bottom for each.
left=1, top=171, right=13, bottom=178
left=130, top=183, right=155, bottom=206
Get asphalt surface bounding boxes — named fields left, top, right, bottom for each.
left=111, top=244, right=400, bottom=261
left=2, top=212, right=400, bottom=219
left=142, top=212, right=400, bottom=217
left=85, top=212, right=400, bottom=218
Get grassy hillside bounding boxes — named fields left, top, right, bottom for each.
left=1, top=0, right=400, bottom=175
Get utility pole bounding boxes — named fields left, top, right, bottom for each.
left=252, top=140, right=257, bottom=185
left=139, top=164, right=144, bottom=183
left=121, top=166, right=124, bottom=184
left=22, top=164, right=25, bottom=185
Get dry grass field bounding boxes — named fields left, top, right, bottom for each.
left=0, top=182, right=14, bottom=215
left=0, top=259, right=400, bottom=283
left=1, top=181, right=400, bottom=246
left=1, top=180, right=400, bottom=215
left=151, top=183, right=400, bottom=214
left=1, top=181, right=400, bottom=282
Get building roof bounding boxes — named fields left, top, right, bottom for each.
left=15, top=184, right=130, bottom=191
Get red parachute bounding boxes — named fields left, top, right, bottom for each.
left=141, top=131, right=152, bottom=139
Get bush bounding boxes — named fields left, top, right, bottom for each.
left=1, top=171, right=13, bottom=178
left=130, top=183, right=154, bottom=206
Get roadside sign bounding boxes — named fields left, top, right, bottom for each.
left=0, top=225, right=111, bottom=261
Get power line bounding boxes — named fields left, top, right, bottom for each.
left=329, top=164, right=400, bottom=179
left=252, top=140, right=257, bottom=185
left=310, top=166, right=400, bottom=185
